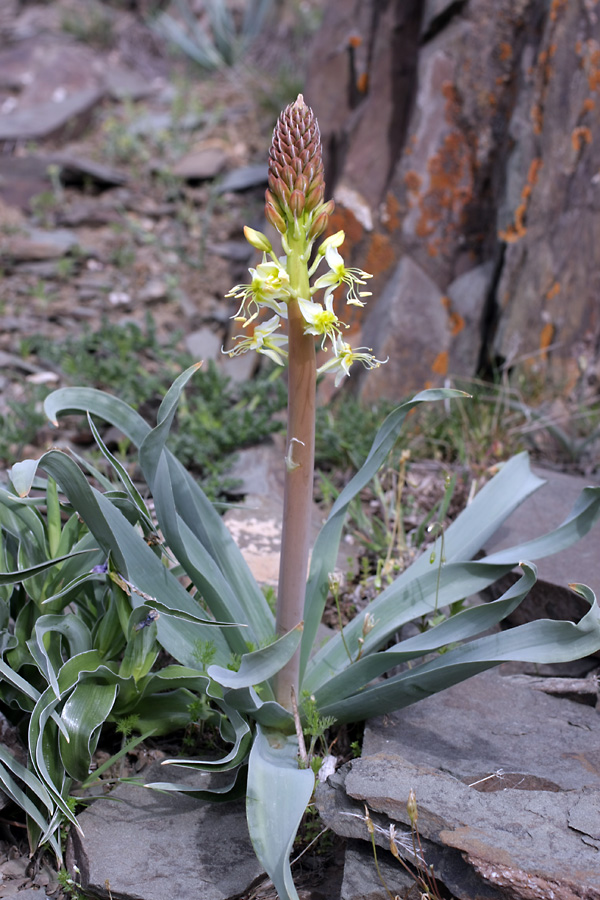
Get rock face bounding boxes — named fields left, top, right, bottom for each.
left=305, top=0, right=600, bottom=399
left=316, top=668, right=600, bottom=900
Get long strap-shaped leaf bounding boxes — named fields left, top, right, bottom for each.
left=316, top=584, right=600, bottom=723
left=311, top=564, right=537, bottom=705
left=246, top=726, right=315, bottom=900
left=0, top=549, right=95, bottom=586
left=207, top=623, right=303, bottom=692
left=301, top=389, right=477, bottom=680
left=139, top=363, right=273, bottom=643
left=151, top=452, right=253, bottom=655
left=34, top=450, right=233, bottom=666
left=44, top=378, right=275, bottom=644
left=304, top=454, right=600, bottom=689
left=59, top=682, right=118, bottom=781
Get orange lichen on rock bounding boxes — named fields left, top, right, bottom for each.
left=582, top=97, right=595, bottom=112
left=381, top=192, right=401, bottom=233
left=539, top=321, right=555, bottom=360
left=549, top=0, right=567, bottom=23
left=363, top=232, right=395, bottom=277
left=404, top=170, right=422, bottom=194
left=348, top=34, right=362, bottom=48
left=546, top=281, right=561, bottom=301
left=531, top=103, right=544, bottom=135
left=441, top=295, right=465, bottom=337
left=356, top=71, right=369, bottom=94
left=528, top=158, right=543, bottom=184
left=414, top=131, right=473, bottom=251
left=499, top=157, right=542, bottom=243
left=499, top=42, right=512, bottom=62
left=324, top=206, right=364, bottom=250
left=431, top=350, right=449, bottom=376
left=572, top=126, right=592, bottom=152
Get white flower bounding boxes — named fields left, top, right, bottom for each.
left=312, top=246, right=373, bottom=306
left=298, top=293, right=344, bottom=348
left=317, top=335, right=387, bottom=386
left=225, top=315, right=288, bottom=366
left=226, top=257, right=291, bottom=325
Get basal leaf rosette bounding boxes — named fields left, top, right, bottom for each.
left=224, top=94, right=386, bottom=385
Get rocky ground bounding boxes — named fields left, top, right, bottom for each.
left=0, top=0, right=326, bottom=463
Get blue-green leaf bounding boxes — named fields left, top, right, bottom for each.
left=246, top=726, right=314, bottom=900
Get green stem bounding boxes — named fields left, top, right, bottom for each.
left=275, top=238, right=315, bottom=710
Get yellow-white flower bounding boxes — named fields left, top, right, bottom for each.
left=312, top=246, right=373, bottom=306
left=298, top=294, right=344, bottom=348
left=227, top=257, right=292, bottom=326
left=317, top=335, right=387, bottom=386
left=225, top=314, right=288, bottom=366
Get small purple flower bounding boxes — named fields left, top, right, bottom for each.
left=91, top=561, right=109, bottom=575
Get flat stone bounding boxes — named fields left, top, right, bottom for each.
left=128, top=111, right=205, bottom=137
left=341, top=842, right=415, bottom=900
left=483, top=466, right=600, bottom=628
left=0, top=87, right=104, bottom=143
left=68, top=762, right=264, bottom=900
left=1, top=891, right=49, bottom=900
left=317, top=669, right=600, bottom=899
left=50, top=153, right=128, bottom=188
left=104, top=65, right=162, bottom=101
left=172, top=147, right=227, bottom=181
left=206, top=240, right=253, bottom=262
left=184, top=327, right=222, bottom=361
left=138, top=279, right=168, bottom=304
left=216, top=164, right=268, bottom=193
left=217, top=350, right=258, bottom=383
left=0, top=157, right=52, bottom=210
left=0, top=226, right=79, bottom=262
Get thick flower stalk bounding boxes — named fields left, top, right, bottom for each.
left=224, top=95, right=385, bottom=710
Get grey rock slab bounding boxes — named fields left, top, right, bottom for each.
left=104, top=66, right=162, bottom=101
left=421, top=0, right=467, bottom=39
left=128, top=112, right=206, bottom=138
left=50, top=153, right=128, bottom=188
left=483, top=466, right=600, bottom=628
left=0, top=88, right=104, bottom=143
left=318, top=669, right=600, bottom=899
left=362, top=668, right=600, bottom=790
left=0, top=156, right=52, bottom=210
left=1, top=892, right=49, bottom=899
left=446, top=261, right=495, bottom=375
left=340, top=841, right=415, bottom=900
left=0, top=226, right=80, bottom=262
left=206, top=240, right=254, bottom=263
left=317, top=768, right=502, bottom=900
left=68, top=762, right=264, bottom=900
left=216, top=165, right=268, bottom=193
left=184, top=327, right=222, bottom=362
left=172, top=148, right=227, bottom=181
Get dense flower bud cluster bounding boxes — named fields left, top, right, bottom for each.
left=265, top=95, right=333, bottom=241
